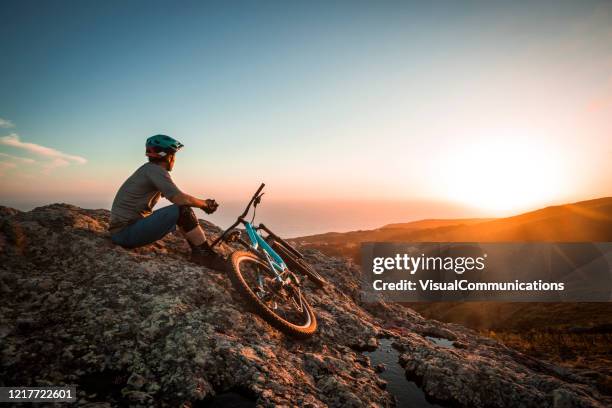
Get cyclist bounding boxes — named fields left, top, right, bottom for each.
left=108, top=134, right=226, bottom=270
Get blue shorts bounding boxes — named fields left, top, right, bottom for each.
left=111, top=204, right=180, bottom=249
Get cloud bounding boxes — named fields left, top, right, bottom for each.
left=0, top=152, right=36, bottom=163
left=0, top=118, right=15, bottom=128
left=0, top=152, right=31, bottom=176
left=0, top=133, right=87, bottom=165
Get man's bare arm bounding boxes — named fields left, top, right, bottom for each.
left=169, top=192, right=219, bottom=214
left=169, top=192, right=206, bottom=208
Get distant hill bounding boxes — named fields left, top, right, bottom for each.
left=293, top=197, right=612, bottom=261
left=408, top=197, right=612, bottom=242
left=291, top=218, right=494, bottom=249
left=381, top=218, right=493, bottom=230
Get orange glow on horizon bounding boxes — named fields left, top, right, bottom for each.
left=430, top=137, right=569, bottom=214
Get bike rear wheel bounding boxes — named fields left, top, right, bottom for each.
left=228, top=251, right=317, bottom=337
left=269, top=240, right=327, bottom=288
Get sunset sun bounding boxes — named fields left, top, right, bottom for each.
left=438, top=138, right=566, bottom=213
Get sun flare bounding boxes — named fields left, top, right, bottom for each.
left=437, top=138, right=566, bottom=213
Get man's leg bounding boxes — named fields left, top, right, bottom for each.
left=176, top=205, right=206, bottom=246
left=176, top=206, right=227, bottom=270
left=111, top=205, right=180, bottom=248
left=111, top=205, right=226, bottom=269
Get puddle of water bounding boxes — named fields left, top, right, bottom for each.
left=364, top=339, right=443, bottom=408
left=425, top=336, right=455, bottom=348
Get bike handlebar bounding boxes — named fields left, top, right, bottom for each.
left=239, top=183, right=265, bottom=219
left=210, top=183, right=265, bottom=248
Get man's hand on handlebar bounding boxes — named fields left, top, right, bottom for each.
left=201, top=198, right=219, bottom=214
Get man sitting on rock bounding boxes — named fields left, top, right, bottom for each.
left=108, top=134, right=226, bottom=270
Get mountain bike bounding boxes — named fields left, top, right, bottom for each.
left=210, top=183, right=327, bottom=337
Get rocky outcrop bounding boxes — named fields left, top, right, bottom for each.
left=0, top=204, right=609, bottom=407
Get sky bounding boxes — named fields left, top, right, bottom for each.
left=1, top=0, right=611, bottom=236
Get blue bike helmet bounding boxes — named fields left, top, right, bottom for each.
left=145, top=134, right=184, bottom=158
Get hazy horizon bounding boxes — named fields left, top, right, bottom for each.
left=0, top=196, right=483, bottom=237
left=1, top=193, right=608, bottom=238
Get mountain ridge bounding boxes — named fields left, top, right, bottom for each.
left=293, top=197, right=612, bottom=259
left=381, top=218, right=494, bottom=230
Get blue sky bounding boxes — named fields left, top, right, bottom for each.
left=1, top=1, right=611, bottom=235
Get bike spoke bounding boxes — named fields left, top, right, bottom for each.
left=243, top=259, right=308, bottom=326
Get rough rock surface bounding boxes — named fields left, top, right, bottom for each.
left=0, top=204, right=609, bottom=407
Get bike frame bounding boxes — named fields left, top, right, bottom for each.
left=211, top=183, right=289, bottom=283
left=244, top=221, right=287, bottom=276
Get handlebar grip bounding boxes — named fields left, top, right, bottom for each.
left=254, top=183, right=265, bottom=197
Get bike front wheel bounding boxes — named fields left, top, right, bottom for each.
left=228, top=251, right=317, bottom=338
